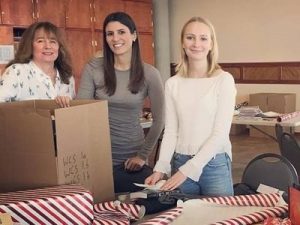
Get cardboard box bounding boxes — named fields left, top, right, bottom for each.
left=0, top=100, right=114, bottom=203
left=249, top=93, right=296, bottom=114
left=249, top=93, right=296, bottom=138
left=0, top=185, right=94, bottom=225
left=230, top=124, right=247, bottom=135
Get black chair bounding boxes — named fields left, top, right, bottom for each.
left=241, top=153, right=298, bottom=194
left=280, top=132, right=300, bottom=181
left=275, top=123, right=283, bottom=149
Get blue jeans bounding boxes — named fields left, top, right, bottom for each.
left=172, top=152, right=233, bottom=196
left=113, top=164, right=153, bottom=193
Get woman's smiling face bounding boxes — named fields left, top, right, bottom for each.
left=32, top=28, right=59, bottom=64
left=105, top=21, right=136, bottom=58
left=182, top=21, right=212, bottom=62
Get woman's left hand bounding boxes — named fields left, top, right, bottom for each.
left=160, top=171, right=187, bottom=191
left=124, top=156, right=145, bottom=171
left=55, top=96, right=71, bottom=108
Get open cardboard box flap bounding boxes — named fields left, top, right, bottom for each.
left=0, top=100, right=114, bottom=203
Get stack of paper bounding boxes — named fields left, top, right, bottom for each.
left=130, top=180, right=166, bottom=199
left=239, top=106, right=262, bottom=117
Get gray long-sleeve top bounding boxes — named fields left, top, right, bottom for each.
left=77, top=57, right=165, bottom=165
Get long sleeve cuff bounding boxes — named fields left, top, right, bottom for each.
left=153, top=160, right=171, bottom=175
left=179, top=160, right=203, bottom=182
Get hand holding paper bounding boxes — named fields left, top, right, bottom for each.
left=134, top=180, right=166, bottom=191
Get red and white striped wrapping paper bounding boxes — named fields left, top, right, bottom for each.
left=0, top=185, right=94, bottom=225
left=140, top=193, right=288, bottom=225
left=203, top=193, right=288, bottom=225
left=276, top=111, right=300, bottom=122
left=203, top=193, right=283, bottom=207
left=139, top=207, right=183, bottom=225
left=263, top=217, right=291, bottom=225
left=93, top=201, right=143, bottom=225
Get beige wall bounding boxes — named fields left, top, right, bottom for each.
left=169, top=0, right=300, bottom=63
left=168, top=0, right=300, bottom=130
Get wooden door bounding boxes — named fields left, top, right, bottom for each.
left=93, top=0, right=124, bottom=30
left=93, top=30, right=103, bottom=56
left=1, top=0, right=34, bottom=26
left=139, top=33, right=154, bottom=65
left=0, top=26, right=13, bottom=73
left=35, top=0, right=66, bottom=27
left=66, top=0, right=92, bottom=29
left=66, top=30, right=93, bottom=92
left=124, top=1, right=153, bottom=33
left=0, top=26, right=13, bottom=44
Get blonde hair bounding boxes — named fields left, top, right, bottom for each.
left=176, top=17, right=220, bottom=77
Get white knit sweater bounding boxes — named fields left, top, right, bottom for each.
left=154, top=70, right=237, bottom=181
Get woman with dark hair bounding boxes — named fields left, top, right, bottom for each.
left=0, top=21, right=75, bottom=107
left=77, top=12, right=165, bottom=193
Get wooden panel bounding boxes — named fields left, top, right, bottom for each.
left=0, top=26, right=13, bottom=44
left=124, top=0, right=153, bottom=33
left=66, top=0, right=92, bottom=29
left=93, top=30, right=103, bottom=56
left=36, top=0, right=66, bottom=27
left=125, top=0, right=151, bottom=2
left=219, top=62, right=300, bottom=84
left=93, top=0, right=124, bottom=30
left=139, top=33, right=154, bottom=65
left=243, top=66, right=281, bottom=80
left=282, top=66, right=300, bottom=81
left=170, top=62, right=300, bottom=84
left=66, top=29, right=93, bottom=92
left=1, top=0, right=34, bottom=26
left=222, top=67, right=241, bottom=80
left=0, top=26, right=13, bottom=68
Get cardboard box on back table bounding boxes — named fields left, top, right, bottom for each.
left=0, top=100, right=114, bottom=203
left=249, top=93, right=296, bottom=138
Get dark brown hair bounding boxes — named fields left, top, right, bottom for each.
left=102, top=12, right=144, bottom=96
left=6, top=21, right=73, bottom=84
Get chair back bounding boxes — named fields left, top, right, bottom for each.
left=241, top=153, right=298, bottom=193
left=280, top=132, right=300, bottom=180
left=275, top=123, right=283, bottom=149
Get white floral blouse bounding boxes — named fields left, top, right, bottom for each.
left=0, top=61, right=75, bottom=102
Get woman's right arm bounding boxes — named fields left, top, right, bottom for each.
left=76, top=62, right=96, bottom=99
left=145, top=78, right=179, bottom=185
left=153, top=78, right=179, bottom=174
left=0, top=66, right=20, bottom=102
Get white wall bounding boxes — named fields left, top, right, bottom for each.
left=167, top=0, right=300, bottom=118
left=168, top=0, right=300, bottom=63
